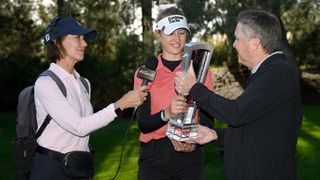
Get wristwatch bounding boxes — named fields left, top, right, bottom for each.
left=114, top=103, right=123, bottom=116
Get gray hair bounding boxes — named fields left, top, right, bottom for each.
left=236, top=9, right=281, bottom=53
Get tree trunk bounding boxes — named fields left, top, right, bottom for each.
left=57, top=0, right=64, bottom=17
left=140, top=0, right=155, bottom=58
left=257, top=0, right=301, bottom=77
left=279, top=19, right=301, bottom=77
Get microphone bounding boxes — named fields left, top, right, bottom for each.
left=137, top=56, right=158, bottom=86
left=134, top=56, right=158, bottom=111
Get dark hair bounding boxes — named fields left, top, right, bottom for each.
left=236, top=9, right=281, bottom=53
left=45, top=36, right=66, bottom=63
left=156, top=7, right=185, bottom=22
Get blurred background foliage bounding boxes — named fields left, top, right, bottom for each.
left=0, top=0, right=319, bottom=111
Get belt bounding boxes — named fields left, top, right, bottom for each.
left=37, top=146, right=65, bottom=162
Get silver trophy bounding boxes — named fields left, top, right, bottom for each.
left=166, top=42, right=213, bottom=141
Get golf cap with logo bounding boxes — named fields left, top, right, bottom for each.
left=154, top=15, right=190, bottom=35
left=43, top=17, right=97, bottom=44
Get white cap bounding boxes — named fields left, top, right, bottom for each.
left=154, top=15, right=190, bottom=35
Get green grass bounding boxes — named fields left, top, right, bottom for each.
left=0, top=105, right=319, bottom=179
left=296, top=106, right=320, bottom=179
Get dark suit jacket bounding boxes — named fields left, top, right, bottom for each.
left=189, top=53, right=302, bottom=180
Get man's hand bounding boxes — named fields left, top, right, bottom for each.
left=175, top=62, right=197, bottom=96
left=193, top=125, right=218, bottom=145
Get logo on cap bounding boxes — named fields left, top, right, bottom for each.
left=45, top=34, right=50, bottom=42
left=168, top=16, right=183, bottom=24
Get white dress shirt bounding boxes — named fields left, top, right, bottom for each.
left=34, top=63, right=117, bottom=153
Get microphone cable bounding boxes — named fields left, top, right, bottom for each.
left=111, top=56, right=157, bottom=179
left=110, top=108, right=138, bottom=180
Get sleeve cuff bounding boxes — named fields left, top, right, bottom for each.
left=160, top=110, right=169, bottom=122
left=190, top=82, right=204, bottom=97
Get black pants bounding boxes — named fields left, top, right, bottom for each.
left=29, top=153, right=88, bottom=180
left=138, top=138, right=205, bottom=180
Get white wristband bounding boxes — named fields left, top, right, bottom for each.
left=160, top=110, right=169, bottom=122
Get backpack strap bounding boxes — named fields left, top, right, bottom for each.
left=40, top=70, right=67, bottom=97
left=35, top=115, right=51, bottom=138
left=41, top=70, right=89, bottom=96
left=35, top=70, right=67, bottom=138
left=80, top=76, right=90, bottom=94
left=35, top=70, right=90, bottom=138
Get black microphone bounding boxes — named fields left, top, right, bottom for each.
left=137, top=56, right=158, bottom=86
left=134, top=56, right=158, bottom=111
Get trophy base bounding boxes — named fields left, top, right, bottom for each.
left=166, top=120, right=198, bottom=141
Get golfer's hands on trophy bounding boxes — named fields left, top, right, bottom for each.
left=188, top=125, right=218, bottom=145
left=175, top=62, right=197, bottom=96
left=163, top=95, right=188, bottom=120
left=170, top=139, right=195, bottom=153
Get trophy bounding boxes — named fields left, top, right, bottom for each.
left=166, top=42, right=213, bottom=141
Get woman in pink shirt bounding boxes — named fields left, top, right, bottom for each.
left=30, top=17, right=147, bottom=180
left=134, top=7, right=214, bottom=180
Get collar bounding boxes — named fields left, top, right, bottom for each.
left=156, top=54, right=182, bottom=73
left=251, top=51, right=283, bottom=74
left=49, top=63, right=80, bottom=80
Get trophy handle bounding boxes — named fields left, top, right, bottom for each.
left=182, top=42, right=213, bottom=83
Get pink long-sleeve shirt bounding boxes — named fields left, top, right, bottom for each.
left=35, top=63, right=117, bottom=153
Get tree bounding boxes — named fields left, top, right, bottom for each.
left=57, top=0, right=64, bottom=16
left=282, top=0, right=320, bottom=68
left=179, top=0, right=302, bottom=76
left=0, top=1, right=43, bottom=59
left=140, top=0, right=155, bottom=56
left=121, top=0, right=155, bottom=58
left=256, top=0, right=300, bottom=76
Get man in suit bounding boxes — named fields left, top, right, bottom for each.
left=175, top=9, right=302, bottom=180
